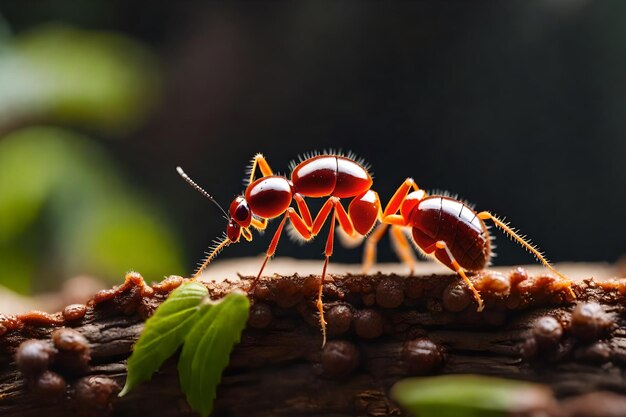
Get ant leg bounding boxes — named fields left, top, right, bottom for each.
left=293, top=193, right=313, bottom=228
left=318, top=204, right=338, bottom=347
left=334, top=200, right=364, bottom=248
left=312, top=198, right=336, bottom=235
left=241, top=228, right=253, bottom=241
left=246, top=153, right=274, bottom=185
left=362, top=223, right=388, bottom=272
left=249, top=213, right=288, bottom=293
left=363, top=207, right=410, bottom=272
left=249, top=208, right=312, bottom=293
left=382, top=178, right=420, bottom=218
left=312, top=196, right=355, bottom=248
left=287, top=207, right=312, bottom=240
left=368, top=178, right=420, bottom=264
left=305, top=197, right=347, bottom=346
left=433, top=240, right=484, bottom=311
left=362, top=183, right=413, bottom=272
left=334, top=201, right=355, bottom=236
left=390, top=226, right=417, bottom=274
left=251, top=217, right=268, bottom=231
left=477, top=211, right=576, bottom=300
left=363, top=223, right=416, bottom=273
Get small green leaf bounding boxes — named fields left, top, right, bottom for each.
left=178, top=291, right=250, bottom=417
left=391, top=375, right=555, bottom=417
left=119, top=282, right=208, bottom=396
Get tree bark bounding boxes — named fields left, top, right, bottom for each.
left=0, top=260, right=625, bottom=417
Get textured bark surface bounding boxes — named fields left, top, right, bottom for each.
left=0, top=260, right=625, bottom=417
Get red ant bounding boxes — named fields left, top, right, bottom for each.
left=177, top=152, right=575, bottom=345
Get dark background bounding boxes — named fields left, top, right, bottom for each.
left=3, top=1, right=625, bottom=270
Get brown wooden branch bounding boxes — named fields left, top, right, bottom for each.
left=1, top=260, right=626, bottom=417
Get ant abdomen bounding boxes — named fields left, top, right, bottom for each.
left=410, top=196, right=490, bottom=272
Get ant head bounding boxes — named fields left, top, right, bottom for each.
left=229, top=196, right=252, bottom=228
left=226, top=195, right=252, bottom=242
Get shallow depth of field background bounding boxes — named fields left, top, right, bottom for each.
left=0, top=1, right=624, bottom=295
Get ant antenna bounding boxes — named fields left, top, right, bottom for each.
left=176, top=166, right=229, bottom=219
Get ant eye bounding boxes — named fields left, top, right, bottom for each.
left=235, top=203, right=250, bottom=222
left=229, top=197, right=252, bottom=226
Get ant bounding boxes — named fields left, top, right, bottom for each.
left=177, top=152, right=575, bottom=346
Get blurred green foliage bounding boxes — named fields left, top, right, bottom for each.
left=0, top=23, right=160, bottom=134
left=0, top=14, right=10, bottom=44
left=0, top=18, right=182, bottom=294
left=0, top=127, right=184, bottom=293
left=391, top=375, right=553, bottom=417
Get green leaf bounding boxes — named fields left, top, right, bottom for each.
left=178, top=292, right=250, bottom=417
left=119, top=282, right=208, bottom=397
left=390, top=375, right=555, bottom=417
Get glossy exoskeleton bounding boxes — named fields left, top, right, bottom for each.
left=177, top=152, right=575, bottom=345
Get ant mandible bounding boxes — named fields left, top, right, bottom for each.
left=177, top=152, right=575, bottom=346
